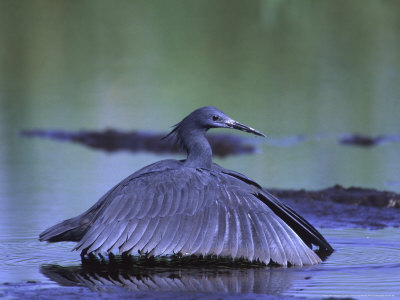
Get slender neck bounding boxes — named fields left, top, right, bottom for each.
left=181, top=128, right=212, bottom=169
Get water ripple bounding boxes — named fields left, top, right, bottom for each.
left=285, top=228, right=400, bottom=299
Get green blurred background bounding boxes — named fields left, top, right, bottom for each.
left=2, top=0, right=399, bottom=132
left=1, top=0, right=400, bottom=227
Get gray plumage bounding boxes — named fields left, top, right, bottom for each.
left=40, top=106, right=333, bottom=266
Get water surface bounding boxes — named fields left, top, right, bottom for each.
left=1, top=228, right=399, bottom=299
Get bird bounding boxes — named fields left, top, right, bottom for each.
left=39, top=106, right=333, bottom=266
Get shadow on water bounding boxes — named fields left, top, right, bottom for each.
left=40, top=262, right=302, bottom=295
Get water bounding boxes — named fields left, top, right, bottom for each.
left=1, top=0, right=400, bottom=299
left=1, top=228, right=399, bottom=298
left=286, top=228, right=400, bottom=299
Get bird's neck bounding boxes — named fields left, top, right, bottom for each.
left=182, top=130, right=213, bottom=169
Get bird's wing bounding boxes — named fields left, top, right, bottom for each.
left=217, top=166, right=333, bottom=255
left=74, top=168, right=321, bottom=266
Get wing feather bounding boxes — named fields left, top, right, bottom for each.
left=156, top=214, right=183, bottom=255
left=257, top=212, right=287, bottom=265
left=268, top=216, right=301, bottom=266
left=198, top=204, right=219, bottom=255
left=119, top=218, right=151, bottom=253
left=247, top=211, right=270, bottom=263
left=226, top=208, right=239, bottom=259
left=159, top=183, right=174, bottom=217
left=73, top=227, right=101, bottom=252
left=143, top=217, right=172, bottom=255
left=90, top=224, right=120, bottom=253
left=109, top=220, right=138, bottom=253
left=82, top=226, right=110, bottom=253
left=275, top=217, right=321, bottom=265
left=163, top=212, right=190, bottom=255
left=217, top=189, right=231, bottom=257
left=232, top=191, right=255, bottom=261
left=175, top=186, right=189, bottom=215
left=185, top=187, right=200, bottom=216
left=128, top=217, right=160, bottom=254
left=103, top=194, right=126, bottom=222
left=114, top=181, right=152, bottom=221
left=170, top=214, right=196, bottom=254
left=209, top=204, right=227, bottom=256
left=152, top=215, right=181, bottom=255
left=167, top=187, right=182, bottom=216
left=239, top=208, right=255, bottom=261
left=184, top=206, right=211, bottom=255
left=180, top=210, right=206, bottom=254
left=134, top=194, right=154, bottom=220
left=102, top=220, right=129, bottom=253
left=147, top=187, right=164, bottom=218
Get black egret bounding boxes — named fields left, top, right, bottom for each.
left=40, top=106, right=333, bottom=266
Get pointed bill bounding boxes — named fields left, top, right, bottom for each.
left=225, top=119, right=266, bottom=137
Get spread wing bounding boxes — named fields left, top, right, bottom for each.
left=74, top=167, right=321, bottom=266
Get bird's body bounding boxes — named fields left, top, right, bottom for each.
left=40, top=107, right=333, bottom=266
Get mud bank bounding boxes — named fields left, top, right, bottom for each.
left=269, top=185, right=400, bottom=229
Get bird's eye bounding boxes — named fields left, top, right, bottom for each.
left=212, top=115, right=219, bottom=121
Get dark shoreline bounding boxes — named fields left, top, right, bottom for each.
left=269, top=185, right=400, bottom=229
left=270, top=184, right=400, bottom=209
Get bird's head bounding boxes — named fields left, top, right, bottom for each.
left=187, top=106, right=266, bottom=137
left=163, top=106, right=265, bottom=147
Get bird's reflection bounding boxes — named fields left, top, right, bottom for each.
left=41, top=258, right=303, bottom=295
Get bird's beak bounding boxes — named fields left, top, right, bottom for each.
left=226, top=120, right=266, bottom=137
